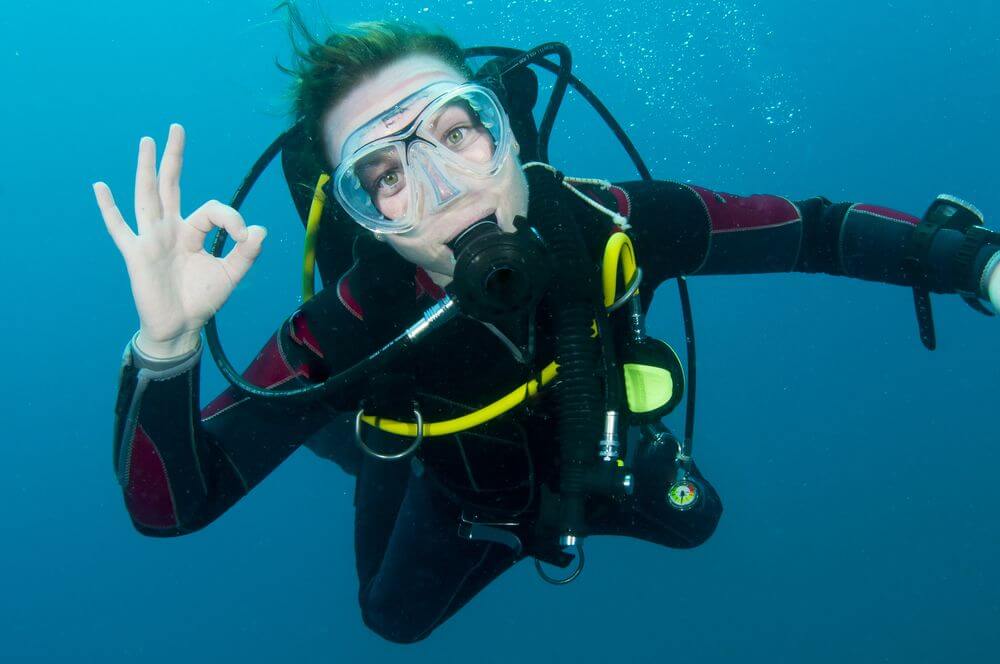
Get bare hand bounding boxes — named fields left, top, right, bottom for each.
left=988, top=258, right=1000, bottom=311
left=94, top=124, right=267, bottom=358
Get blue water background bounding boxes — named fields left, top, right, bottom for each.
left=2, top=0, right=998, bottom=661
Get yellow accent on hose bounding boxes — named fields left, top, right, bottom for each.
left=602, top=232, right=638, bottom=307
left=302, top=173, right=331, bottom=302
left=330, top=196, right=641, bottom=439
left=361, top=361, right=559, bottom=437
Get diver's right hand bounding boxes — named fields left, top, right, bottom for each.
left=94, top=124, right=267, bottom=359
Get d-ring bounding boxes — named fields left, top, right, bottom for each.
left=534, top=541, right=586, bottom=585
left=354, top=408, right=424, bottom=460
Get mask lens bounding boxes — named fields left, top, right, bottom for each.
left=337, top=144, right=410, bottom=225
left=332, top=84, right=512, bottom=233
left=422, top=90, right=500, bottom=167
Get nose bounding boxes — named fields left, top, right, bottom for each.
left=407, top=142, right=461, bottom=208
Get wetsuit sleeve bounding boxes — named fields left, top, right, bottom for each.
left=111, top=287, right=368, bottom=537
left=618, top=180, right=1000, bottom=303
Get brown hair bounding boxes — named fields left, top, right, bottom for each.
left=278, top=3, right=472, bottom=172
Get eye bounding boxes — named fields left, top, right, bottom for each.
left=376, top=169, right=403, bottom=192
left=445, top=127, right=468, bottom=146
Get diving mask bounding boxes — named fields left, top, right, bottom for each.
left=330, top=82, right=514, bottom=234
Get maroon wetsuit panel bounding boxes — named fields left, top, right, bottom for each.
left=113, top=296, right=367, bottom=536
left=112, top=179, right=998, bottom=536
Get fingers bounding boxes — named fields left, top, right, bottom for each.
left=186, top=199, right=249, bottom=243
left=159, top=124, right=185, bottom=218
left=988, top=268, right=1000, bottom=310
left=93, top=182, right=135, bottom=253
left=134, top=136, right=162, bottom=230
left=223, top=225, right=268, bottom=284
left=186, top=201, right=266, bottom=286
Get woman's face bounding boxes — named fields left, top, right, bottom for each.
left=323, top=54, right=529, bottom=285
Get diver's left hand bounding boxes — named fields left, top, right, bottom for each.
left=988, top=259, right=1000, bottom=310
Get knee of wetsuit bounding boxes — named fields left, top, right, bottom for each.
left=358, top=585, right=436, bottom=645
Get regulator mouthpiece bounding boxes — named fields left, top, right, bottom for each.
left=447, top=215, right=550, bottom=323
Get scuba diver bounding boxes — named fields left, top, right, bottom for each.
left=95, top=20, right=1000, bottom=645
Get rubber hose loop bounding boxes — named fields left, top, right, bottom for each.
left=607, top=268, right=643, bottom=312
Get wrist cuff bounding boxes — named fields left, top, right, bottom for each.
left=127, top=331, right=203, bottom=372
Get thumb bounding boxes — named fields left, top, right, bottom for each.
left=988, top=261, right=1000, bottom=311
left=222, top=225, right=267, bottom=284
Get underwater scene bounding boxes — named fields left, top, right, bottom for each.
left=2, top=0, right=998, bottom=661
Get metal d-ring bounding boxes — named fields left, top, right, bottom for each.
left=354, top=407, right=424, bottom=460
left=607, top=267, right=643, bottom=312
left=534, top=540, right=586, bottom=585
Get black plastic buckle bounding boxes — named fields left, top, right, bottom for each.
left=903, top=195, right=988, bottom=350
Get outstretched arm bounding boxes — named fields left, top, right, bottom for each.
left=618, top=180, right=999, bottom=308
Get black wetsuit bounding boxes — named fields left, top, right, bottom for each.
left=112, top=176, right=999, bottom=643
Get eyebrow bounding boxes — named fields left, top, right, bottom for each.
left=357, top=152, right=394, bottom=172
